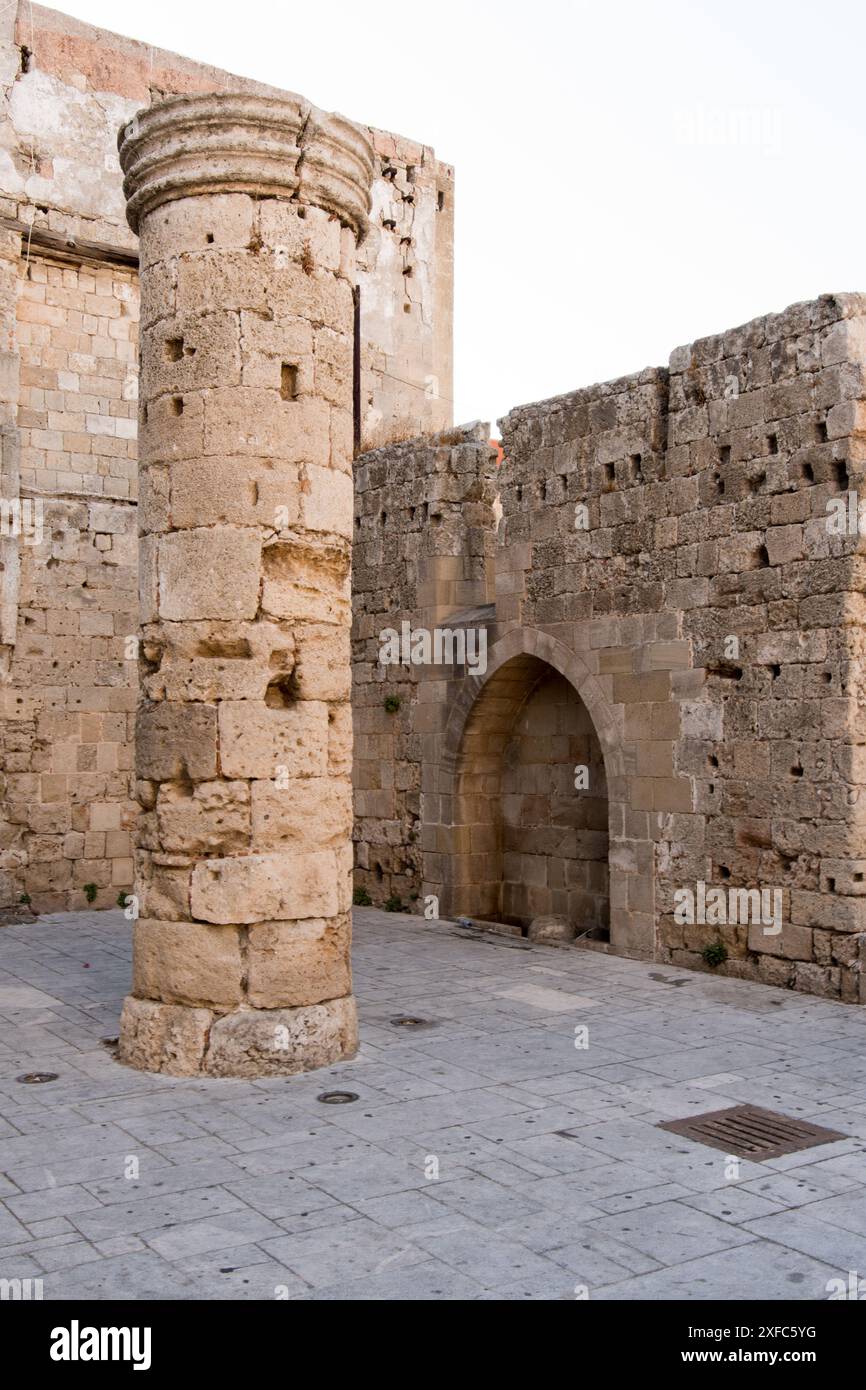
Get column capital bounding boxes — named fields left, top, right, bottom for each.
left=118, top=93, right=374, bottom=239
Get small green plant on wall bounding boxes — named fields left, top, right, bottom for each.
left=384, top=896, right=404, bottom=913
left=83, top=883, right=98, bottom=904
left=701, top=940, right=728, bottom=968
left=384, top=695, right=401, bottom=714
left=353, top=887, right=372, bottom=907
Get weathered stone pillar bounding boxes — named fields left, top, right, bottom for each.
left=116, top=94, right=373, bottom=1076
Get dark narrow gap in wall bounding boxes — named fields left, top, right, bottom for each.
left=657, top=368, right=671, bottom=459
left=353, top=284, right=361, bottom=456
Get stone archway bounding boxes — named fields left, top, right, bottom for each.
left=427, top=627, right=655, bottom=957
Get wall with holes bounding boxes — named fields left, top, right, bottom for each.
left=495, top=292, right=866, bottom=1001
left=0, top=3, right=454, bottom=913
left=357, top=136, right=453, bottom=449
left=351, top=423, right=498, bottom=910
left=0, top=5, right=453, bottom=452
left=355, top=293, right=866, bottom=1005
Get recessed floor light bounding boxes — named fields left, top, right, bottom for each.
left=317, top=1091, right=359, bottom=1105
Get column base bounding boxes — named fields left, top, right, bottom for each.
left=118, top=994, right=358, bottom=1077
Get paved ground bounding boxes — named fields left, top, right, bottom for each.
left=0, top=907, right=865, bottom=1300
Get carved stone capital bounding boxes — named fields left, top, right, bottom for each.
left=118, top=93, right=374, bottom=239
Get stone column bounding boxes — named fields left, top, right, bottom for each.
left=116, top=94, right=373, bottom=1076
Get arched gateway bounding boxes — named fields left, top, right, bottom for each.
left=425, top=627, right=655, bottom=955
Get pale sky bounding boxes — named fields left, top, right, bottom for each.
left=52, top=0, right=866, bottom=432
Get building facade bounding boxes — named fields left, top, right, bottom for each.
left=1, top=5, right=864, bottom=1016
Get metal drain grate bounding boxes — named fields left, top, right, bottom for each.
left=658, top=1104, right=846, bottom=1161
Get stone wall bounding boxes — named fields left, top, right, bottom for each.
left=0, top=4, right=453, bottom=443
left=0, top=7, right=863, bottom=1011
left=358, top=135, right=453, bottom=447
left=351, top=423, right=498, bottom=909
left=0, top=2, right=453, bottom=913
left=499, top=669, right=608, bottom=932
left=658, top=296, right=866, bottom=998
left=353, top=293, right=866, bottom=1005
left=0, top=247, right=138, bottom=911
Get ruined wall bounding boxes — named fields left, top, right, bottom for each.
left=0, top=2, right=453, bottom=912
left=2, top=4, right=863, bottom=1011
left=0, top=245, right=138, bottom=911
left=659, top=296, right=866, bottom=998
left=351, top=423, right=498, bottom=909
left=354, top=293, right=866, bottom=1005
left=358, top=137, right=453, bottom=447
left=1, top=497, right=137, bottom=912
left=0, top=4, right=453, bottom=441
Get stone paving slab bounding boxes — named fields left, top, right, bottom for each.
left=0, top=907, right=865, bottom=1300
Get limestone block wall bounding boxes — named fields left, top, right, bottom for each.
left=351, top=424, right=498, bottom=908
left=660, top=297, right=866, bottom=998
left=0, top=3, right=453, bottom=442
left=0, top=1, right=453, bottom=913
left=0, top=228, right=20, bottom=669
left=357, top=135, right=453, bottom=447
left=0, top=250, right=138, bottom=912
left=353, top=293, right=866, bottom=1005
left=499, top=669, right=609, bottom=931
